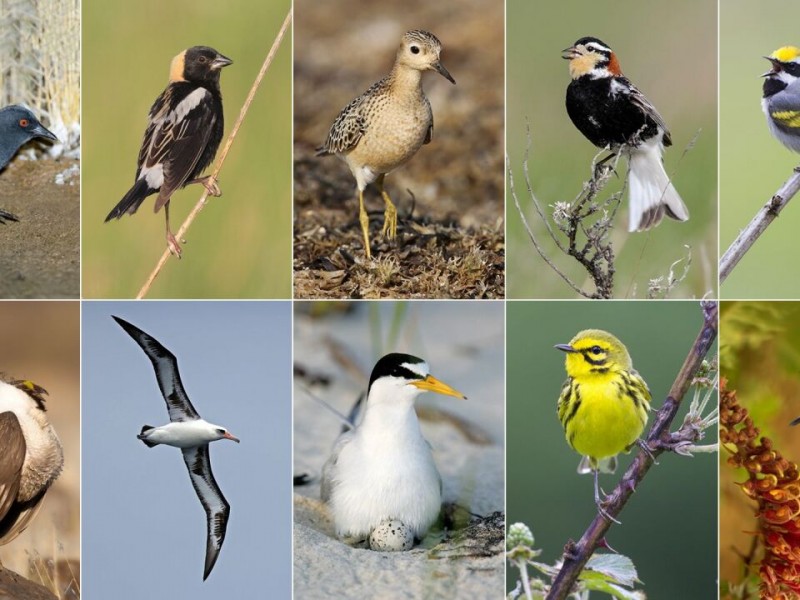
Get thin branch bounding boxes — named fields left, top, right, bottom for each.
left=720, top=165, right=800, bottom=284
left=547, top=301, right=719, bottom=600
left=136, top=7, right=292, bottom=299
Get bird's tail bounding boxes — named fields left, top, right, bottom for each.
left=105, top=179, right=152, bottom=222
left=627, top=139, right=689, bottom=232
left=578, top=455, right=617, bottom=475
left=137, top=425, right=158, bottom=448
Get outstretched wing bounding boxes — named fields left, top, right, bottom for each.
left=181, top=445, right=230, bottom=580
left=112, top=315, right=200, bottom=422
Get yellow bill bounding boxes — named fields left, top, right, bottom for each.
left=411, top=375, right=467, bottom=400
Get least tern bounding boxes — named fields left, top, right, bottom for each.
left=113, top=315, right=239, bottom=580
left=321, top=353, right=466, bottom=547
left=0, top=377, right=63, bottom=545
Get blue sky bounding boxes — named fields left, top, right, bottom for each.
left=82, top=301, right=291, bottom=598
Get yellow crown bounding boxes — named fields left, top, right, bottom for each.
left=770, top=46, right=800, bottom=63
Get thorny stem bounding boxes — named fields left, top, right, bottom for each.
left=720, top=165, right=800, bottom=284
left=547, top=301, right=719, bottom=600
left=136, top=8, right=292, bottom=299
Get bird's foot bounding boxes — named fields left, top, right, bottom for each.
left=167, top=231, right=184, bottom=259
left=189, top=175, right=222, bottom=197
left=635, top=438, right=658, bottom=465
left=595, top=500, right=621, bottom=525
left=381, top=203, right=397, bottom=239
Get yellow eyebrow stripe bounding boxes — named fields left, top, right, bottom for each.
left=772, top=110, right=800, bottom=127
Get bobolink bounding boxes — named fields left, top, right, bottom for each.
left=105, top=46, right=232, bottom=257
left=556, top=329, right=651, bottom=522
left=762, top=46, right=800, bottom=153
left=563, top=37, right=689, bottom=232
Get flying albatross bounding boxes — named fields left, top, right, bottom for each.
left=113, top=315, right=239, bottom=580
left=0, top=377, right=63, bottom=546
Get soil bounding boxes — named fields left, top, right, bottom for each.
left=0, top=159, right=79, bottom=298
left=293, top=0, right=504, bottom=298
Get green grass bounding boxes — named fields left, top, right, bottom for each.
left=506, top=0, right=717, bottom=298
left=720, top=0, right=800, bottom=298
left=82, top=0, right=291, bottom=298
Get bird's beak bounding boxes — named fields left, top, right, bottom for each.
left=433, top=61, right=456, bottom=84
left=791, top=416, right=800, bottom=427
left=223, top=431, right=240, bottom=443
left=555, top=343, right=578, bottom=353
left=34, top=123, right=58, bottom=143
left=212, top=54, right=233, bottom=70
left=762, top=56, right=781, bottom=77
left=562, top=46, right=578, bottom=60
left=412, top=374, right=466, bottom=399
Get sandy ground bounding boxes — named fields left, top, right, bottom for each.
left=293, top=303, right=505, bottom=598
left=0, top=159, right=80, bottom=298
left=293, top=0, right=504, bottom=298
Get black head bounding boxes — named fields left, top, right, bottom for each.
left=170, top=46, right=233, bottom=85
left=368, top=353, right=427, bottom=392
left=0, top=105, right=57, bottom=149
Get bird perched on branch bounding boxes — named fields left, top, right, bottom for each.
left=317, top=30, right=455, bottom=258
left=563, top=37, right=689, bottom=232
left=105, top=46, right=232, bottom=258
left=762, top=46, right=800, bottom=153
left=0, top=105, right=58, bottom=223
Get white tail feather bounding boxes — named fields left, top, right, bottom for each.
left=627, top=139, right=689, bottom=232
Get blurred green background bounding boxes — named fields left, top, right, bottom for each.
left=507, top=0, right=717, bottom=299
left=507, top=301, right=717, bottom=598
left=720, top=2, right=800, bottom=298
left=719, top=302, right=800, bottom=591
left=82, top=0, right=291, bottom=298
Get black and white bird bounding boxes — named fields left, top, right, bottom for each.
left=0, top=105, right=58, bottom=223
left=104, top=46, right=232, bottom=257
left=0, top=377, right=63, bottom=546
left=113, top=315, right=239, bottom=580
left=320, top=353, right=465, bottom=548
left=563, top=37, right=689, bottom=232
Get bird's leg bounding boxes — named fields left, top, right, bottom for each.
left=593, top=469, right=621, bottom=524
left=358, top=189, right=371, bottom=259
left=187, top=175, right=222, bottom=197
left=377, top=174, right=397, bottom=240
left=164, top=202, right=183, bottom=258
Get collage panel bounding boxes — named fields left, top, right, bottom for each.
left=81, top=301, right=292, bottom=597
left=0, top=302, right=79, bottom=598
left=0, top=1, right=80, bottom=299
left=293, top=301, right=505, bottom=596
left=719, top=1, right=800, bottom=298
left=506, top=0, right=718, bottom=299
left=81, top=0, right=292, bottom=300
left=719, top=302, right=800, bottom=596
left=292, top=0, right=504, bottom=299
left=507, top=301, right=718, bottom=598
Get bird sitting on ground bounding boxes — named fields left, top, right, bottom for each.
left=104, top=46, right=232, bottom=258
left=0, top=376, right=63, bottom=546
left=0, top=105, right=58, bottom=223
left=317, top=30, right=455, bottom=259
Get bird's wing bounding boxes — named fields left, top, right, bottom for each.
left=618, top=77, right=672, bottom=143
left=112, top=316, right=200, bottom=422
left=181, top=445, right=230, bottom=581
left=766, top=82, right=800, bottom=134
left=317, top=78, right=388, bottom=155
left=320, top=430, right=354, bottom=502
left=0, top=412, right=25, bottom=526
left=424, top=96, right=433, bottom=145
left=138, top=85, right=217, bottom=201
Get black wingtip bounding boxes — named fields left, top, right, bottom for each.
left=791, top=416, right=800, bottom=427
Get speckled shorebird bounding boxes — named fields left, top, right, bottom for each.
left=0, top=377, right=63, bottom=546
left=317, top=30, right=456, bottom=258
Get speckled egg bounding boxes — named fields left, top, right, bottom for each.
left=369, top=520, right=414, bottom=552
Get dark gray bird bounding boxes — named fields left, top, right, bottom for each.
left=0, top=105, right=58, bottom=223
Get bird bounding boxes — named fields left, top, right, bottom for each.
left=320, top=352, right=466, bottom=548
left=104, top=46, right=232, bottom=258
left=762, top=46, right=800, bottom=153
left=555, top=329, right=651, bottom=522
left=562, top=37, right=689, bottom=232
left=0, top=105, right=58, bottom=222
left=0, top=376, right=63, bottom=546
left=112, top=315, right=239, bottom=580
left=317, top=30, right=456, bottom=259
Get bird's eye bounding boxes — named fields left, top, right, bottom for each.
left=217, top=428, right=225, bottom=435
left=198, top=56, right=207, bottom=63
left=410, top=45, right=420, bottom=55
left=18, top=119, right=28, bottom=127
left=590, top=346, right=603, bottom=355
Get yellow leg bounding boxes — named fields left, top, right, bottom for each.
left=377, top=176, right=397, bottom=240
left=358, top=189, right=371, bottom=259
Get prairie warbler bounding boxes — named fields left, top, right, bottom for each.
left=556, top=329, right=651, bottom=522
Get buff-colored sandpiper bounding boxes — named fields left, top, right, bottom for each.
left=317, top=30, right=456, bottom=258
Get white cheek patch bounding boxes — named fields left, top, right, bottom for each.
left=141, top=163, right=164, bottom=188
left=171, top=88, right=208, bottom=123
